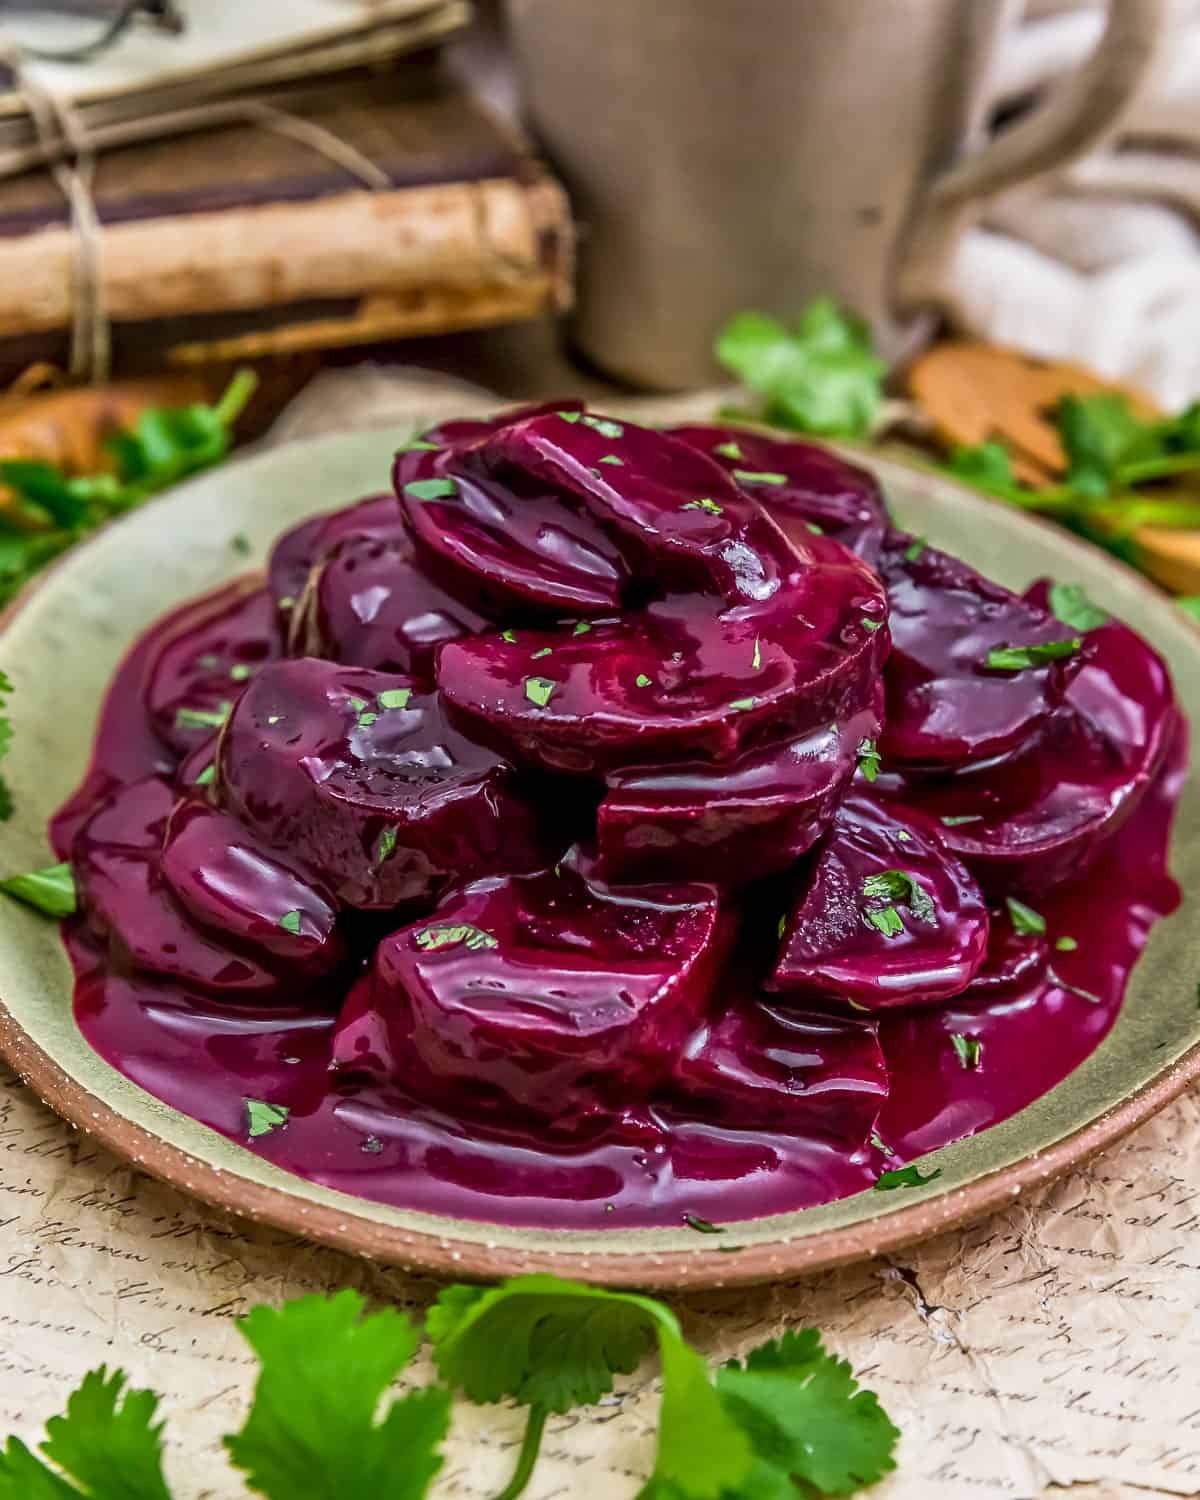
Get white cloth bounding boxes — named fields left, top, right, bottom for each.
left=944, top=0, right=1200, bottom=409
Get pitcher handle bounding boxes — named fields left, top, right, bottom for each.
left=900, top=0, right=1169, bottom=306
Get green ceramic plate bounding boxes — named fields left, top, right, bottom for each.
left=0, top=426, right=1196, bottom=1289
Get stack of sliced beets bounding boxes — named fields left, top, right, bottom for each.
left=65, top=404, right=1181, bottom=1161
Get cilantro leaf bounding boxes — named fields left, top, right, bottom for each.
left=225, top=1290, right=448, bottom=1500
left=875, top=1164, right=941, bottom=1191
left=1057, top=392, right=1158, bottom=498
left=0, top=861, right=76, bottom=917
left=1048, top=582, right=1108, bottom=632
left=0, top=1439, right=78, bottom=1498
left=865, top=906, right=904, bottom=939
left=985, top=638, right=1080, bottom=671
left=715, top=300, right=886, bottom=438
left=715, top=1329, right=900, bottom=1495
left=1006, top=897, right=1046, bottom=936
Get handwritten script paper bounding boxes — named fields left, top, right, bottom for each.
left=2, top=369, right=1194, bottom=1500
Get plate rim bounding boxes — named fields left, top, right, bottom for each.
left=1, top=431, right=1196, bottom=1290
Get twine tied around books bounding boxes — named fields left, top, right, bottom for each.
left=0, top=36, right=394, bottom=385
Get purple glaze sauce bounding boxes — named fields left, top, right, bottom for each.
left=48, top=410, right=1186, bottom=1231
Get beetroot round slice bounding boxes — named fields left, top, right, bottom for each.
left=411, top=398, right=586, bottom=452
left=669, top=1002, right=888, bottom=1146
left=330, top=846, right=726, bottom=1136
left=267, top=493, right=401, bottom=619
left=161, top=799, right=343, bottom=980
left=769, top=792, right=990, bottom=1011
left=597, top=702, right=879, bottom=885
left=145, top=579, right=280, bottom=758
left=437, top=536, right=887, bottom=775
left=217, top=658, right=547, bottom=910
left=894, top=599, right=1179, bottom=897
left=878, top=531, right=1087, bottom=771
left=289, top=529, right=493, bottom=679
left=668, top=423, right=890, bottom=563
left=396, top=445, right=630, bottom=616
left=964, top=916, right=1049, bottom=996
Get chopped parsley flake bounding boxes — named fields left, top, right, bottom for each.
left=347, top=697, right=367, bottom=713
left=279, top=910, right=302, bottom=935
left=857, top=737, right=881, bottom=782
left=904, top=537, right=926, bottom=562
left=531, top=647, right=552, bottom=660
left=635, top=673, right=653, bottom=688
left=1049, top=581, right=1108, bottom=632
left=870, top=1131, right=897, bottom=1159
left=941, top=814, right=982, bottom=827
left=1056, top=936, right=1078, bottom=952
left=374, top=827, right=398, bottom=865
left=197, top=653, right=221, bottom=670
left=277, top=595, right=295, bottom=610
left=379, top=688, right=412, bottom=710
left=861, top=617, right=883, bottom=632
left=558, top=410, right=582, bottom=423
left=875, top=1163, right=941, bottom=1191
left=865, top=905, right=904, bottom=939
left=195, top=763, right=216, bottom=786
left=1006, top=896, right=1046, bottom=936
left=752, top=637, right=762, bottom=669
left=502, top=629, right=517, bottom=643
left=404, top=477, right=458, bottom=502
left=951, top=1034, right=982, bottom=1070
left=863, top=870, right=936, bottom=926
left=229, top=663, right=253, bottom=682
left=986, top=637, right=1081, bottom=671
left=732, top=469, right=787, bottom=485
left=683, top=497, right=724, bottom=515
left=728, top=697, right=756, bottom=712
left=572, top=621, right=592, bottom=636
left=683, top=1213, right=724, bottom=1234
left=582, top=415, right=624, bottom=439
left=358, top=711, right=378, bottom=728
left=777, top=914, right=787, bottom=940
left=414, top=924, right=498, bottom=952
left=713, top=440, right=743, bottom=459
left=806, top=521, right=824, bottom=534
left=175, top=702, right=231, bottom=731
left=396, top=436, right=440, bottom=453
left=267, top=714, right=283, bottom=726
left=362, top=1134, right=384, bottom=1153
left=246, top=1099, right=289, bottom=1138
left=524, top=676, right=556, bottom=708
left=598, top=454, right=624, bottom=466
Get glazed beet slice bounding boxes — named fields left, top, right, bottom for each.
left=670, top=1002, right=888, bottom=1146
left=267, top=493, right=401, bottom=618
left=597, top=702, right=880, bottom=884
left=289, top=529, right=493, bottom=679
left=73, top=780, right=293, bottom=998
left=145, top=580, right=280, bottom=758
left=411, top=398, right=586, bottom=451
left=769, top=792, right=989, bottom=1011
left=437, top=534, right=887, bottom=775
left=896, top=593, right=1179, bottom=897
left=964, top=915, right=1049, bottom=996
left=669, top=423, right=890, bottom=563
left=217, top=658, right=546, bottom=910
left=878, top=531, right=1087, bottom=771
left=160, top=800, right=343, bottom=979
left=478, top=411, right=789, bottom=600
left=331, top=846, right=726, bottom=1136
left=396, top=444, right=630, bottom=616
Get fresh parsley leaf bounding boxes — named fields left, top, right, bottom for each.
left=1048, top=582, right=1108, bottom=632
left=857, top=737, right=881, bottom=783
left=572, top=621, right=592, bottom=636
left=0, top=861, right=76, bottom=917
left=396, top=437, right=440, bottom=453
left=713, top=440, right=743, bottom=459
left=524, top=677, right=556, bottom=708
left=174, top=703, right=231, bottom=730
left=582, top=415, right=624, bottom=439
left=636, top=673, right=653, bottom=688
left=379, top=688, right=412, bottom=710
left=414, top=924, right=498, bottom=952
left=945, top=442, right=1031, bottom=505
left=865, top=906, right=904, bottom=939
left=940, top=814, right=982, bottom=827
left=1057, top=392, right=1157, bottom=498
left=732, top=470, right=787, bottom=486
left=598, top=454, right=624, bottom=466
left=374, top=827, right=398, bottom=865
left=226, top=1291, right=448, bottom=1500
left=752, top=638, right=762, bottom=669
left=404, top=478, right=457, bottom=502
left=862, top=869, right=936, bottom=926
left=1006, top=897, right=1046, bottom=936
left=502, top=629, right=517, bottom=643
left=715, top=300, right=885, bottom=438
left=875, top=1164, right=941, bottom=1191
left=951, top=1034, right=982, bottom=1070
left=903, top=536, right=927, bottom=563
left=683, top=1214, right=724, bottom=1235
left=715, top=1329, right=900, bottom=1496
left=1056, top=936, right=1078, bottom=952
left=728, top=697, right=757, bottom=712
left=531, top=647, right=552, bottom=660
left=279, top=910, right=302, bottom=935
left=985, top=638, right=1081, bottom=671
left=245, top=1100, right=289, bottom=1139
left=194, top=763, right=216, bottom=786
left=683, top=498, right=724, bottom=515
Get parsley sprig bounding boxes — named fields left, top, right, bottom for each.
left=0, top=1277, right=899, bottom=1500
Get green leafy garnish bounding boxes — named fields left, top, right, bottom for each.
left=414, top=924, right=498, bottom=953
left=1048, top=582, right=1108, bottom=632
left=0, top=861, right=76, bottom=917
left=572, top=621, right=592, bottom=636
left=174, top=702, right=230, bottom=731
left=857, top=737, right=881, bottom=782
left=598, top=454, right=624, bottom=466
left=732, top=469, right=787, bottom=486
left=502, top=629, right=517, bottom=643
left=940, top=814, right=982, bottom=827
left=752, top=637, right=762, bottom=669
left=1006, top=896, right=1046, bottom=936
left=279, top=910, right=302, bottom=935
left=531, top=647, right=552, bottom=660
left=875, top=1164, right=942, bottom=1191
left=715, top=299, right=886, bottom=438
left=636, top=673, right=653, bottom=688
left=985, top=638, right=1081, bottom=672
left=582, top=415, right=624, bottom=439
left=683, top=498, right=724, bottom=515
left=1056, top=936, right=1078, bottom=952
left=524, top=676, right=556, bottom=708
left=226, top=1291, right=448, bottom=1500
left=403, top=478, right=457, bottom=502
left=558, top=410, right=582, bottom=424
left=713, top=440, right=743, bottom=459
left=862, top=869, right=936, bottom=927
left=903, top=536, right=926, bottom=563
left=1179, top=597, right=1200, bottom=622
left=374, top=827, right=398, bottom=865
left=951, top=1034, right=982, bottom=1070
left=728, top=697, right=757, bottom=712
left=865, top=906, right=904, bottom=939
left=396, top=436, right=440, bottom=453
left=379, top=688, right=412, bottom=710
left=683, top=1213, right=724, bottom=1234
left=194, top=763, right=216, bottom=786
left=229, top=663, right=253, bottom=682
left=245, top=1100, right=289, bottom=1139
left=861, top=617, right=882, bottom=632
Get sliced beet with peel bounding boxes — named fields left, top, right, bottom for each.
left=289, top=529, right=493, bottom=679
left=217, top=658, right=547, bottom=909
left=267, top=494, right=401, bottom=621
left=144, top=579, right=280, bottom=758
left=597, top=702, right=880, bottom=885
left=670, top=1002, right=888, bottom=1146
left=896, top=592, right=1179, bottom=897
left=769, top=791, right=989, bottom=1011
left=437, top=534, right=887, bottom=775
left=331, top=845, right=726, bottom=1136
left=879, top=532, right=1087, bottom=771
left=669, top=423, right=890, bottom=563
